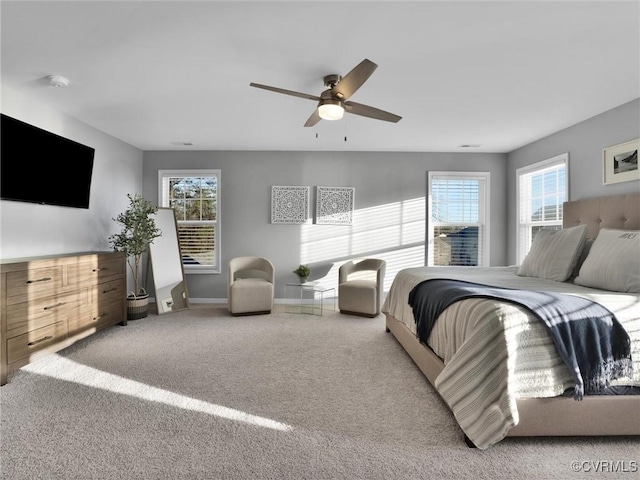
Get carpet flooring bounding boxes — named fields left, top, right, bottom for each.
left=1, top=305, right=637, bottom=479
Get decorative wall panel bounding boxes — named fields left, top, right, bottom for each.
left=271, top=186, right=310, bottom=224
left=315, top=186, right=354, bottom=225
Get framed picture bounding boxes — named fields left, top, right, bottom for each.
left=603, top=138, right=639, bottom=185
left=315, top=186, right=355, bottom=225
left=270, top=186, right=310, bottom=224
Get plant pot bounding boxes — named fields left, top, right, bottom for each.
left=127, top=293, right=150, bottom=320
left=298, top=276, right=308, bottom=284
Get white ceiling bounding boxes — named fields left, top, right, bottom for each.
left=2, top=0, right=639, bottom=153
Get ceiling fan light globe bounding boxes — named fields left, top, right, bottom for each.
left=318, top=101, right=344, bottom=121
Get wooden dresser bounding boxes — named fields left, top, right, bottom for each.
left=0, top=251, right=127, bottom=385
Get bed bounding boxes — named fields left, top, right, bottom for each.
left=382, top=192, right=640, bottom=449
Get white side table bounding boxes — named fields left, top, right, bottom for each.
left=284, top=282, right=336, bottom=316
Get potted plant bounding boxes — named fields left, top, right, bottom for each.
left=293, top=264, right=311, bottom=284
left=109, top=193, right=161, bottom=319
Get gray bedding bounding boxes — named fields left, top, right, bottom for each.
left=408, top=278, right=633, bottom=400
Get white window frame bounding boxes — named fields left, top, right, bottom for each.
left=516, top=153, right=568, bottom=265
left=427, top=171, right=490, bottom=267
left=158, top=169, right=221, bottom=274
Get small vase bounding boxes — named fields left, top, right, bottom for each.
left=298, top=276, right=308, bottom=284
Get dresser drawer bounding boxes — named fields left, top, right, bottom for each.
left=7, top=322, right=68, bottom=364
left=94, top=300, right=125, bottom=328
left=67, top=255, right=125, bottom=285
left=68, top=299, right=124, bottom=335
left=92, top=278, right=125, bottom=305
left=5, top=291, right=87, bottom=338
left=5, top=267, right=64, bottom=305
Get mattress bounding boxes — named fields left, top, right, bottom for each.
left=382, top=266, right=640, bottom=448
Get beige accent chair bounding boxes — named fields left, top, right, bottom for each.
left=338, top=258, right=386, bottom=317
left=228, top=256, right=275, bottom=316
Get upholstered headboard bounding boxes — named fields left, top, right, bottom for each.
left=563, top=192, right=640, bottom=239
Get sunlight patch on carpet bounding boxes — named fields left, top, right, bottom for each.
left=23, top=355, right=294, bottom=432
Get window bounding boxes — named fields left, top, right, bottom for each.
left=516, top=153, right=568, bottom=264
left=159, top=170, right=220, bottom=274
left=428, top=172, right=490, bottom=267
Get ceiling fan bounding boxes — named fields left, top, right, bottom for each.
left=250, top=59, right=402, bottom=127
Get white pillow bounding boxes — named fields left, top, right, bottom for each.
left=574, top=229, right=640, bottom=293
left=517, top=225, right=587, bottom=281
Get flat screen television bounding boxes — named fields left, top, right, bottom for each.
left=1, top=113, right=95, bottom=209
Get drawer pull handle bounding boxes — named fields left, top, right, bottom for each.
left=26, top=277, right=52, bottom=284
left=43, top=302, right=66, bottom=310
left=93, top=313, right=108, bottom=321
left=28, top=336, right=53, bottom=346
left=102, top=288, right=118, bottom=294
left=93, top=267, right=109, bottom=272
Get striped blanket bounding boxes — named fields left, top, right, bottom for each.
left=408, top=279, right=633, bottom=401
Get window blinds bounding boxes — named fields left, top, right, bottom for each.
left=429, top=173, right=488, bottom=267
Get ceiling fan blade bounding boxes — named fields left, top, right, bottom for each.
left=344, top=101, right=402, bottom=123
left=332, top=59, right=377, bottom=100
left=304, top=108, right=322, bottom=127
left=249, top=83, right=321, bottom=102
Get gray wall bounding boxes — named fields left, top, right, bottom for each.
left=506, top=98, right=640, bottom=264
left=0, top=86, right=144, bottom=265
left=143, top=151, right=507, bottom=300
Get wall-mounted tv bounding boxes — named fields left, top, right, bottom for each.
left=1, top=113, right=95, bottom=209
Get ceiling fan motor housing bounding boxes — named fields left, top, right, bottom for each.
left=323, top=74, right=342, bottom=88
